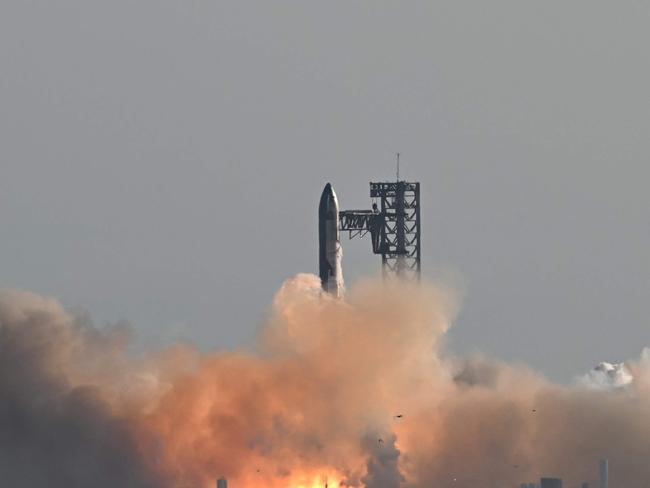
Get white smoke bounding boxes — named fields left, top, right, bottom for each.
left=579, top=361, right=634, bottom=390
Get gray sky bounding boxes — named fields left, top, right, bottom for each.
left=1, top=1, right=648, bottom=382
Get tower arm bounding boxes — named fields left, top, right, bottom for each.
left=339, top=210, right=384, bottom=253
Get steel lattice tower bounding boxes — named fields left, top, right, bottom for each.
left=339, top=180, right=421, bottom=280
left=371, top=181, right=421, bottom=279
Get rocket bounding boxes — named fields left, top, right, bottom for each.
left=319, top=183, right=344, bottom=297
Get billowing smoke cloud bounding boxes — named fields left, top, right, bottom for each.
left=2, top=276, right=650, bottom=487
left=0, top=289, right=169, bottom=487
left=579, top=361, right=633, bottom=390
left=361, top=433, right=402, bottom=488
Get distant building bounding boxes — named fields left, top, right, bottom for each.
left=599, top=459, right=608, bottom=488
left=217, top=478, right=227, bottom=488
left=540, top=477, right=562, bottom=488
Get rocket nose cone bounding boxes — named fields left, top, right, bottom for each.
left=320, top=183, right=333, bottom=204
left=319, top=183, right=338, bottom=215
left=327, top=184, right=338, bottom=205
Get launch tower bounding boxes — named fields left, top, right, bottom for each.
left=339, top=180, right=421, bottom=280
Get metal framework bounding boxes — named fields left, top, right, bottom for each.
left=339, top=181, right=421, bottom=280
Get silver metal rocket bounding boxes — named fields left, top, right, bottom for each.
left=319, top=183, right=344, bottom=297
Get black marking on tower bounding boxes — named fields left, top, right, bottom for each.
left=339, top=180, right=421, bottom=280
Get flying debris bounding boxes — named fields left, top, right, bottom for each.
left=394, top=414, right=403, bottom=419
left=318, top=183, right=344, bottom=297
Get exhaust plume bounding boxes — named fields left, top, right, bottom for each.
left=2, top=276, right=650, bottom=487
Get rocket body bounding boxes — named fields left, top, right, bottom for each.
left=319, top=183, right=344, bottom=297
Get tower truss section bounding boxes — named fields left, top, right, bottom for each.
left=339, top=181, right=421, bottom=280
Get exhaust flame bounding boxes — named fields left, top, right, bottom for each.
left=2, top=276, right=650, bottom=487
